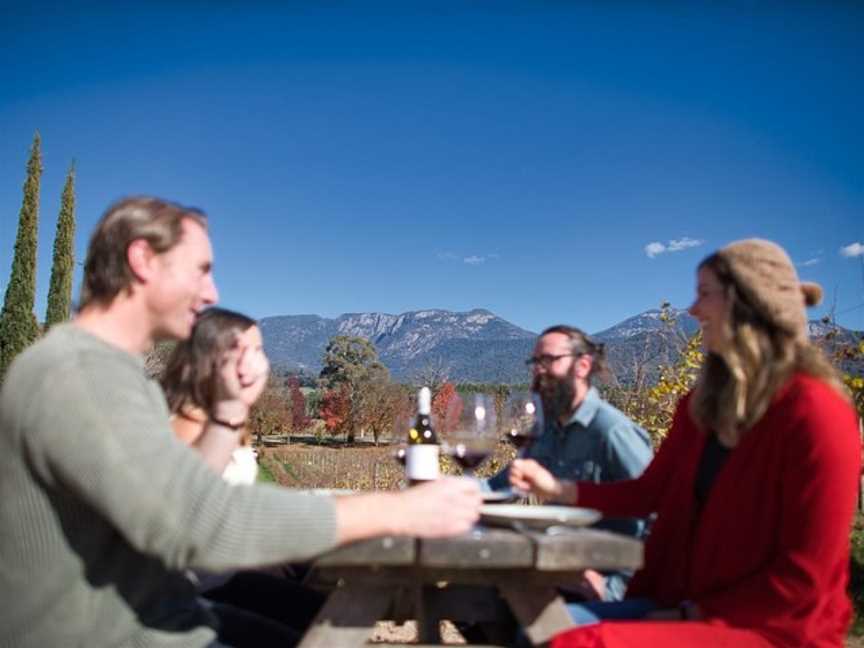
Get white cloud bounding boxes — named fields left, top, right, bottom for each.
left=644, top=242, right=666, bottom=258
left=438, top=251, right=499, bottom=265
left=797, top=258, right=820, bottom=267
left=840, top=242, right=864, bottom=258
left=644, top=237, right=705, bottom=259
left=667, top=237, right=705, bottom=252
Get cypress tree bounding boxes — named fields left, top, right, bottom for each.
left=0, top=132, right=43, bottom=379
left=45, top=162, right=76, bottom=330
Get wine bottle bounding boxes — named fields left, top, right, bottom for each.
left=405, top=386, right=439, bottom=485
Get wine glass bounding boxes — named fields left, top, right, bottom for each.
left=445, top=393, right=497, bottom=479
left=503, top=391, right=543, bottom=456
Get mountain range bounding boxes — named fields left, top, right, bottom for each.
left=260, top=309, right=535, bottom=384
left=260, top=307, right=861, bottom=385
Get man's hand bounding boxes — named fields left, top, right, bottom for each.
left=509, top=459, right=577, bottom=503
left=335, top=477, right=482, bottom=544
left=390, top=477, right=482, bottom=538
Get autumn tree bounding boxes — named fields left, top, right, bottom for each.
left=627, top=330, right=703, bottom=445
left=249, top=383, right=292, bottom=443
left=820, top=316, right=864, bottom=419
left=356, top=378, right=407, bottom=444
left=432, top=382, right=461, bottom=436
left=0, top=133, right=42, bottom=379
left=319, top=335, right=389, bottom=442
left=287, top=376, right=309, bottom=431
left=320, top=335, right=388, bottom=388
left=319, top=386, right=351, bottom=437
left=44, top=162, right=76, bottom=330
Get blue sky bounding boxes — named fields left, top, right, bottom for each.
left=1, top=1, right=862, bottom=334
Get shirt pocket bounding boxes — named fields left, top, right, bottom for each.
left=569, top=459, right=600, bottom=481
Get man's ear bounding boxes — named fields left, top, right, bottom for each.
left=126, top=239, right=157, bottom=283
left=574, top=354, right=593, bottom=380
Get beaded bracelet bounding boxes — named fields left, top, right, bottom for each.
left=209, top=415, right=246, bottom=431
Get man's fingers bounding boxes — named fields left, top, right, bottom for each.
left=402, top=477, right=482, bottom=537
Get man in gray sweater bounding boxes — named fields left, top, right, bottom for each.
left=0, top=197, right=481, bottom=648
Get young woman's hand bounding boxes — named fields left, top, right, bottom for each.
left=210, top=334, right=249, bottom=425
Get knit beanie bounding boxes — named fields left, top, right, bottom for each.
left=715, top=239, right=822, bottom=340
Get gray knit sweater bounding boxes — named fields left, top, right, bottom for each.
left=0, top=324, right=338, bottom=647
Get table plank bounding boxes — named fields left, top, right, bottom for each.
left=313, top=535, right=414, bottom=567
left=315, top=566, right=590, bottom=587
left=533, top=529, right=643, bottom=571
left=420, top=528, right=534, bottom=568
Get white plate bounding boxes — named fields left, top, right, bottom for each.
left=479, top=504, right=601, bottom=530
left=482, top=491, right=518, bottom=503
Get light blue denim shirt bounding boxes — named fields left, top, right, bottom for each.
left=487, top=386, right=653, bottom=601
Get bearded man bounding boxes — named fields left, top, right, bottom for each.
left=487, top=325, right=653, bottom=602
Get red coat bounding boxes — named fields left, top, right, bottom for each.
left=567, top=373, right=860, bottom=648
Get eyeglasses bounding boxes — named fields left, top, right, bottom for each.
left=525, top=353, right=579, bottom=368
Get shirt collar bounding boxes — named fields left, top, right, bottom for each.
left=561, top=386, right=601, bottom=429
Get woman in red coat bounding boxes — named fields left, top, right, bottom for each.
left=511, top=239, right=861, bottom=648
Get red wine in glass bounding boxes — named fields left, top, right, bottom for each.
left=504, top=393, right=543, bottom=455
left=452, top=443, right=490, bottom=471
left=506, top=427, right=541, bottom=451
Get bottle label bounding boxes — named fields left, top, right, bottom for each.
left=406, top=444, right=439, bottom=481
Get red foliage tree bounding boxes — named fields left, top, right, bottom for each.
left=287, top=376, right=309, bottom=431
left=319, top=386, right=351, bottom=436
left=432, top=382, right=462, bottom=436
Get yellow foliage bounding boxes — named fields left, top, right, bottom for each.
left=617, top=308, right=863, bottom=447
left=637, top=330, right=703, bottom=444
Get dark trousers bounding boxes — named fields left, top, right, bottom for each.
left=205, top=569, right=327, bottom=642
left=211, top=601, right=301, bottom=648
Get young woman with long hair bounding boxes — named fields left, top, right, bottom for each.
left=162, top=307, right=268, bottom=483
left=511, top=239, right=860, bottom=648
left=161, top=307, right=324, bottom=647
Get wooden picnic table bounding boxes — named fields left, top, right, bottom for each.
left=298, top=525, right=643, bottom=647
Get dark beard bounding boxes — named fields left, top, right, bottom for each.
left=532, top=373, right=576, bottom=425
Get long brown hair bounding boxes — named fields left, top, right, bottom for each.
left=161, top=307, right=257, bottom=418
left=690, top=254, right=845, bottom=445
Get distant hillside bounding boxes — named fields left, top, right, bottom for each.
left=593, top=308, right=699, bottom=385
left=260, top=308, right=861, bottom=385
left=260, top=309, right=536, bottom=384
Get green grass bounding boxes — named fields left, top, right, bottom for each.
left=280, top=460, right=301, bottom=481
left=256, top=461, right=277, bottom=483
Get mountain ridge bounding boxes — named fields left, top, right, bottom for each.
left=260, top=307, right=860, bottom=385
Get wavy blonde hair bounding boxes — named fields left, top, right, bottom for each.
left=689, top=254, right=846, bottom=446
